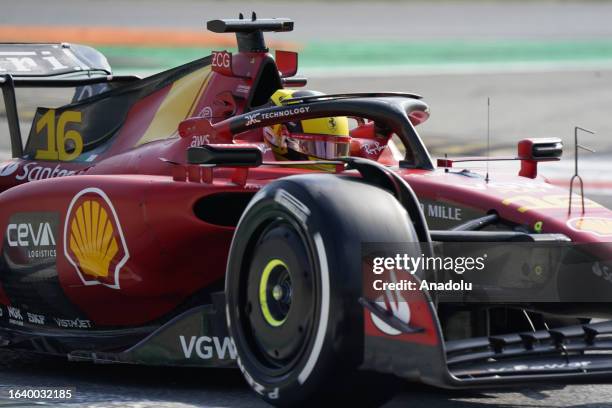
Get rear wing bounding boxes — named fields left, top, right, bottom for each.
left=0, top=43, right=112, bottom=77
left=0, top=43, right=139, bottom=157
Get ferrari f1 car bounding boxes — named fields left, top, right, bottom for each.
left=1, top=16, right=612, bottom=407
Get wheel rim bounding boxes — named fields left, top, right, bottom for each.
left=241, top=218, right=317, bottom=375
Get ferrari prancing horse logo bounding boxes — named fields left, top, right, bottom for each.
left=64, top=188, right=129, bottom=289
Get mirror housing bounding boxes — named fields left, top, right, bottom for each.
left=518, top=138, right=563, bottom=179
left=275, top=50, right=298, bottom=78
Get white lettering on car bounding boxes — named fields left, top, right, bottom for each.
left=260, top=106, right=310, bottom=121
left=0, top=54, right=68, bottom=73
left=419, top=203, right=463, bottom=221
left=15, top=162, right=76, bottom=182
left=361, top=142, right=386, bottom=156
left=212, top=52, right=231, bottom=69
left=7, top=306, right=23, bottom=326
left=190, top=135, right=210, bottom=148
left=179, top=336, right=237, bottom=360
left=27, top=312, right=45, bottom=325
left=53, top=317, right=92, bottom=329
left=7, top=222, right=55, bottom=247
left=245, top=113, right=261, bottom=127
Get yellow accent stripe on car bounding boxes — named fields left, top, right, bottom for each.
left=136, top=65, right=211, bottom=146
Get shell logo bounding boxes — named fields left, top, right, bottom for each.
left=567, top=217, right=612, bottom=238
left=64, top=188, right=129, bottom=289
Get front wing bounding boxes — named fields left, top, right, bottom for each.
left=361, top=286, right=612, bottom=387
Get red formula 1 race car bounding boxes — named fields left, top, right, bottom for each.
left=1, top=16, right=612, bottom=407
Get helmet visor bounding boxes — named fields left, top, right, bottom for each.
left=287, top=133, right=350, bottom=160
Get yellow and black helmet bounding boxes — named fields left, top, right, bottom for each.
left=263, top=89, right=350, bottom=161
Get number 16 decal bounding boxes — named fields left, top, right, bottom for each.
left=35, top=109, right=83, bottom=161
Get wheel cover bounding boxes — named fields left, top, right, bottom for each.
left=241, top=218, right=317, bottom=375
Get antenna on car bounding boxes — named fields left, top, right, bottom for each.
left=568, top=126, right=595, bottom=215
left=485, top=97, right=491, bottom=183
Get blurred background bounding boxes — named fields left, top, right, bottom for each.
left=1, top=0, right=611, bottom=201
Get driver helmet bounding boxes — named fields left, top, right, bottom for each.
left=263, top=89, right=350, bottom=161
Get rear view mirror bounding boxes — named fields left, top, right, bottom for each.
left=517, top=137, right=563, bottom=179
left=275, top=50, right=298, bottom=78
left=518, top=138, right=563, bottom=160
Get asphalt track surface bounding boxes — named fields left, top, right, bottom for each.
left=2, top=349, right=612, bottom=408
left=1, top=1, right=612, bottom=407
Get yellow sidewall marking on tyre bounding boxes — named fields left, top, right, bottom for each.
left=259, top=259, right=288, bottom=327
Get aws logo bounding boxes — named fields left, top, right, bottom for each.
left=64, top=188, right=129, bottom=289
left=567, top=217, right=612, bottom=238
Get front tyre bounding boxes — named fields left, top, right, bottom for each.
left=226, top=174, right=419, bottom=406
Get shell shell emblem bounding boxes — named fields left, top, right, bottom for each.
left=64, top=188, right=129, bottom=289
left=567, top=217, right=612, bottom=238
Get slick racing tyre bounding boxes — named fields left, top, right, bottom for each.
left=226, top=174, right=420, bottom=407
